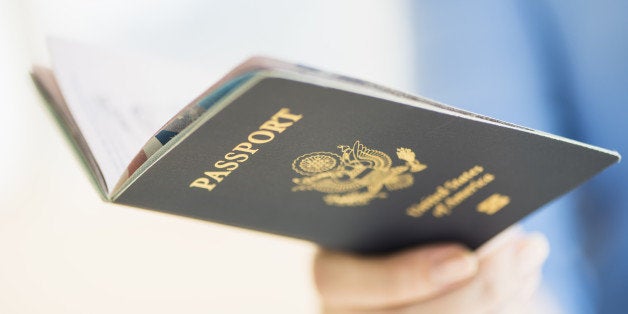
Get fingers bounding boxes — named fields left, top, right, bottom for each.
left=313, top=243, right=479, bottom=310
left=494, top=272, right=542, bottom=314
left=395, top=233, right=550, bottom=314
left=476, top=225, right=524, bottom=258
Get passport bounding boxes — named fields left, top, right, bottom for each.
left=33, top=39, right=620, bottom=254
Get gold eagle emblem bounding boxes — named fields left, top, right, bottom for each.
left=291, top=140, right=427, bottom=206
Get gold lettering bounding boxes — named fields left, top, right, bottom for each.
left=189, top=178, right=216, bottom=192
left=224, top=152, right=249, bottom=162
left=189, top=107, right=302, bottom=192
left=444, top=165, right=484, bottom=190
left=406, top=203, right=426, bottom=217
left=248, top=130, right=275, bottom=144
left=214, top=160, right=239, bottom=171
left=433, top=203, right=450, bottom=217
left=444, top=173, right=495, bottom=209
left=477, top=193, right=510, bottom=215
left=407, top=186, right=450, bottom=217
left=272, top=108, right=303, bottom=122
left=233, top=142, right=259, bottom=154
left=204, top=171, right=231, bottom=183
left=408, top=166, right=496, bottom=218
left=259, top=119, right=293, bottom=133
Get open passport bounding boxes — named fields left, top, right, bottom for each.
left=33, top=39, right=620, bottom=254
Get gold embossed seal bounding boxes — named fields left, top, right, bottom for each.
left=291, top=140, right=427, bottom=206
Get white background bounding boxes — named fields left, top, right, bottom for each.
left=0, top=1, right=415, bottom=313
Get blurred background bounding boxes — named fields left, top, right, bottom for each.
left=1, top=1, right=627, bottom=313
left=0, top=1, right=414, bottom=313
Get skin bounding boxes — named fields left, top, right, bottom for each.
left=313, top=228, right=549, bottom=314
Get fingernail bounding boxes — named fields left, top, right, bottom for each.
left=517, top=233, right=550, bottom=273
left=430, top=252, right=478, bottom=286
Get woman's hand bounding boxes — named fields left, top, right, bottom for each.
left=313, top=228, right=549, bottom=313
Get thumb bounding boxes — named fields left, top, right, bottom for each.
left=313, top=244, right=479, bottom=309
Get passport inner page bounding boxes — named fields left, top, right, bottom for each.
left=47, top=39, right=215, bottom=192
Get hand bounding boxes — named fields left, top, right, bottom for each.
left=313, top=228, right=549, bottom=314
